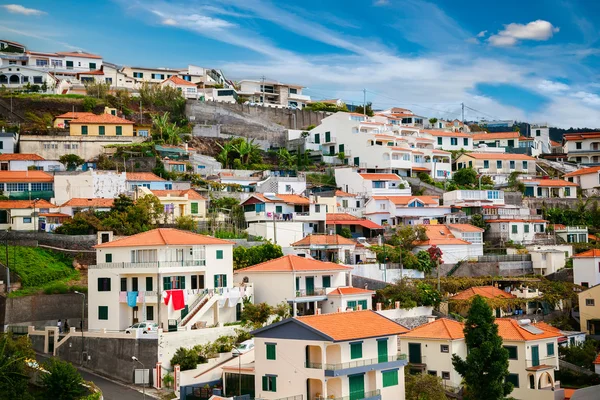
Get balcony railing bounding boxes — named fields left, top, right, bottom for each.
left=119, top=291, right=158, bottom=303
left=526, top=356, right=558, bottom=369
left=306, top=354, right=407, bottom=370
left=89, top=260, right=207, bottom=269
left=296, top=288, right=327, bottom=297
left=257, top=396, right=303, bottom=400
left=317, top=389, right=381, bottom=400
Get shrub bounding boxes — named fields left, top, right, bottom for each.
left=417, top=172, right=433, bottom=184
left=44, top=282, right=69, bottom=295
left=41, top=358, right=86, bottom=400
left=82, top=97, right=97, bottom=112
left=170, top=347, right=199, bottom=371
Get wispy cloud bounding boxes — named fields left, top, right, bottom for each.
left=374, top=0, right=390, bottom=5
left=1, top=4, right=45, bottom=15
left=489, top=20, right=559, bottom=47
left=0, top=24, right=81, bottom=50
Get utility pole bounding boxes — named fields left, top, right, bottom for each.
left=5, top=234, right=9, bottom=293
left=272, top=212, right=277, bottom=245
left=461, top=102, right=465, bottom=122
left=261, top=75, right=266, bottom=105
left=140, top=100, right=143, bottom=125
left=437, top=257, right=441, bottom=292
left=363, top=89, right=367, bottom=116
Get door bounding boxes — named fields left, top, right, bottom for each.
left=358, top=300, right=368, bottom=310
left=325, top=131, right=331, bottom=142
left=408, top=343, right=422, bottom=364
left=508, top=139, right=515, bottom=147
left=305, top=277, right=314, bottom=296
left=524, top=187, right=534, bottom=197
left=348, top=374, right=365, bottom=400
left=378, top=340, right=388, bottom=363
left=531, top=345, right=539, bottom=367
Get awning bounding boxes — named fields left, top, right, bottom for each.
left=327, top=220, right=384, bottom=229
left=411, top=167, right=430, bottom=172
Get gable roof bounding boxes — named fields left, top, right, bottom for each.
left=460, top=152, right=535, bottom=161
left=496, top=318, right=563, bottom=341
left=415, top=225, right=472, bottom=246
left=291, top=234, right=356, bottom=247
left=335, top=190, right=357, bottom=197
left=234, top=254, right=351, bottom=273
left=151, top=189, right=206, bottom=200
left=358, top=173, right=401, bottom=181
left=326, top=213, right=384, bottom=229
left=56, top=51, right=102, bottom=59
left=371, top=196, right=439, bottom=206
left=327, top=287, right=375, bottom=296
left=69, top=113, right=133, bottom=125
left=54, top=112, right=96, bottom=119
left=449, top=286, right=516, bottom=300
left=573, top=249, right=600, bottom=258
left=162, top=76, right=197, bottom=87
left=0, top=171, right=53, bottom=182
left=422, top=130, right=470, bottom=138
left=472, top=132, right=519, bottom=140
left=94, top=228, right=233, bottom=248
left=563, top=166, right=600, bottom=177
left=126, top=172, right=166, bottom=182
left=447, top=224, right=485, bottom=233
left=524, top=179, right=578, bottom=187
left=243, top=193, right=311, bottom=205
left=0, top=153, right=45, bottom=161
left=0, top=199, right=55, bottom=209
left=563, top=132, right=600, bottom=141
left=401, top=318, right=465, bottom=340
left=61, top=198, right=115, bottom=208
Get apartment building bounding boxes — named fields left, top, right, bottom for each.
left=89, top=228, right=243, bottom=331
left=0, top=199, right=55, bottom=231
left=413, top=224, right=483, bottom=263
left=0, top=153, right=62, bottom=172
left=237, top=79, right=310, bottom=108
left=572, top=249, right=600, bottom=288
left=443, top=189, right=505, bottom=210
left=364, top=195, right=450, bottom=227
left=455, top=153, right=536, bottom=184
left=563, top=132, right=600, bottom=164
left=120, top=66, right=181, bottom=84
left=578, top=283, right=600, bottom=335
left=486, top=218, right=548, bottom=245
left=0, top=170, right=54, bottom=200
left=0, top=65, right=58, bottom=91
left=563, top=166, right=600, bottom=196
left=522, top=179, right=578, bottom=199
left=335, top=169, right=411, bottom=198
left=423, top=130, right=473, bottom=151
left=53, top=170, right=126, bottom=205
left=252, top=310, right=408, bottom=400
left=135, top=187, right=207, bottom=223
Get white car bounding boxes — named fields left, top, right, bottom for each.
left=232, top=339, right=254, bottom=357
left=125, top=322, right=158, bottom=334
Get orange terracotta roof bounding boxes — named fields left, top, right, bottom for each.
left=94, top=228, right=232, bottom=248
left=0, top=171, right=53, bottom=182
left=519, top=136, right=534, bottom=141
left=291, top=234, right=356, bottom=247
left=56, top=51, right=102, bottom=59
left=334, top=190, right=356, bottom=197
left=0, top=199, right=55, bottom=209
left=524, top=179, right=578, bottom=187
left=432, top=149, right=451, bottom=154
left=296, top=310, right=407, bottom=341
left=401, top=318, right=465, bottom=340
left=151, top=189, right=206, bottom=200
left=486, top=219, right=547, bottom=223
left=247, top=193, right=311, bottom=205
left=327, top=287, right=374, bottom=296
left=589, top=234, right=599, bottom=241
left=54, top=112, right=95, bottom=119
left=371, top=196, right=439, bottom=206
left=69, top=113, right=133, bottom=125
left=61, top=198, right=114, bottom=207
left=550, top=224, right=567, bottom=230
left=472, top=132, right=519, bottom=140
left=422, top=129, right=470, bottom=138
left=358, top=173, right=401, bottom=181
left=39, top=212, right=71, bottom=218
left=447, top=224, right=484, bottom=232
left=0, top=153, right=45, bottom=161
left=162, top=76, right=197, bottom=87
left=550, top=140, right=561, bottom=146
left=573, top=249, right=600, bottom=258
left=593, top=353, right=600, bottom=364
left=496, top=318, right=563, bottom=341
left=235, top=254, right=351, bottom=273
left=563, top=166, right=600, bottom=177
left=563, top=132, right=600, bottom=141
left=126, top=172, right=166, bottom=181
left=415, top=225, right=472, bottom=246
left=461, top=152, right=535, bottom=160
left=450, top=286, right=516, bottom=300
left=411, top=167, right=430, bottom=172
left=326, top=213, right=383, bottom=229
left=77, top=69, right=104, bottom=76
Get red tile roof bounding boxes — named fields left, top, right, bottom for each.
left=524, top=179, right=578, bottom=187
left=69, top=113, right=133, bottom=125
left=563, top=132, right=600, bottom=141
left=496, top=318, right=563, bottom=341
left=39, top=212, right=71, bottom=218
left=550, top=140, right=561, bottom=146
left=246, top=193, right=311, bottom=205
left=56, top=51, right=102, bottom=59
left=359, top=173, right=401, bottom=181
left=415, top=225, right=472, bottom=246
left=0, top=153, right=45, bottom=161
left=450, top=286, right=515, bottom=300
left=235, top=255, right=351, bottom=273
left=0, top=200, right=55, bottom=209
left=461, top=152, right=535, bottom=160
left=61, top=198, right=115, bottom=208
left=593, top=353, right=600, bottom=364
left=335, top=190, right=357, bottom=197
left=472, top=132, right=519, bottom=140
left=573, top=249, right=600, bottom=258
left=372, top=196, right=439, bottom=206
left=77, top=69, right=104, bottom=76
left=563, top=166, right=600, bottom=177
left=327, top=287, right=374, bottom=296
left=296, top=310, right=407, bottom=341
left=422, top=130, right=470, bottom=138
left=162, top=76, right=197, bottom=87
left=291, top=234, right=356, bottom=247
left=94, top=228, right=233, bottom=248
left=0, top=171, right=53, bottom=182
left=487, top=219, right=547, bottom=223
left=326, top=213, right=383, bottom=229
left=447, top=224, right=485, bottom=233
left=126, top=172, right=166, bottom=181
left=401, top=318, right=465, bottom=340
left=151, top=189, right=206, bottom=200
left=55, top=112, right=95, bottom=119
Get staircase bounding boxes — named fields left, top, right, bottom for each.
left=0, top=98, right=26, bottom=122
left=178, top=290, right=219, bottom=327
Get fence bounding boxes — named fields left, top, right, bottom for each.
left=477, top=254, right=532, bottom=263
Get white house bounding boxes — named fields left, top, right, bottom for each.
left=572, top=249, right=600, bottom=288
left=52, top=170, right=127, bottom=206
left=471, top=132, right=520, bottom=148
left=563, top=132, right=600, bottom=164
left=237, top=79, right=310, bottom=108
left=0, top=132, right=17, bottom=154
left=522, top=179, right=578, bottom=199
left=455, top=153, right=536, bottom=184
left=335, top=169, right=411, bottom=198
left=251, top=310, right=408, bottom=400
left=486, top=218, right=548, bottom=245
left=443, top=189, right=505, bottom=208
left=364, top=196, right=450, bottom=227
left=160, top=75, right=198, bottom=99
left=291, top=234, right=357, bottom=263
left=254, top=175, right=307, bottom=196
left=60, top=198, right=114, bottom=216
left=0, top=65, right=58, bottom=92
left=423, top=130, right=473, bottom=151
left=89, top=228, right=246, bottom=331
left=563, top=166, right=600, bottom=196
left=0, top=199, right=55, bottom=231
left=413, top=224, right=483, bottom=263
left=0, top=153, right=63, bottom=172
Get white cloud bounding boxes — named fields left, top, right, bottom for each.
left=476, top=30, right=487, bottom=38
left=536, top=80, right=570, bottom=94
left=489, top=20, right=559, bottom=47
left=374, top=0, right=389, bottom=5
left=1, top=4, right=45, bottom=15
left=162, top=18, right=176, bottom=25
left=572, top=91, right=600, bottom=107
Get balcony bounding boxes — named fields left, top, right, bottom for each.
left=526, top=356, right=557, bottom=370
left=89, top=260, right=207, bottom=270
left=288, top=93, right=311, bottom=101
left=317, top=390, right=381, bottom=400
left=306, top=354, right=407, bottom=377
left=296, top=288, right=327, bottom=297
left=119, top=291, right=158, bottom=303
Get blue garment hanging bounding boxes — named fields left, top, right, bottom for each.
left=127, top=291, right=138, bottom=308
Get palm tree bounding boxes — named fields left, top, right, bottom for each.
left=151, top=112, right=182, bottom=145
left=217, top=142, right=235, bottom=168
left=233, top=138, right=260, bottom=165
left=277, top=148, right=297, bottom=169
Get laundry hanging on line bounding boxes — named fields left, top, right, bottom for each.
left=127, top=291, right=138, bottom=308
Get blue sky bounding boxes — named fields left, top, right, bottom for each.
left=2, top=0, right=600, bottom=128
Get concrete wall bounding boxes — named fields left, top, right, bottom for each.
left=451, top=261, right=533, bottom=277
left=5, top=231, right=97, bottom=251
left=57, top=335, right=158, bottom=384
left=0, top=293, right=87, bottom=330
left=351, top=275, right=388, bottom=291
left=504, top=191, right=523, bottom=206
left=352, top=264, right=424, bottom=283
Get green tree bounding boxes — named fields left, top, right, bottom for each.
left=233, top=242, right=283, bottom=269
left=428, top=118, right=438, bottom=126
left=216, top=141, right=235, bottom=169
left=353, top=102, right=374, bottom=117
left=452, top=296, right=512, bottom=400
left=471, top=214, right=486, bottom=230
left=405, top=369, right=447, bottom=400
left=176, top=215, right=197, bottom=232
left=82, top=97, right=97, bottom=112
left=59, top=154, right=85, bottom=171
left=170, top=347, right=199, bottom=371
left=339, top=227, right=352, bottom=239
left=388, top=225, right=427, bottom=251
left=0, top=334, right=33, bottom=399
left=453, top=167, right=477, bottom=186
left=84, top=82, right=111, bottom=99
left=232, top=138, right=261, bottom=165
left=41, top=358, right=86, bottom=400
left=277, top=148, right=297, bottom=169
left=151, top=112, right=182, bottom=145
left=112, top=194, right=134, bottom=213
left=240, top=302, right=273, bottom=328
left=416, top=250, right=434, bottom=273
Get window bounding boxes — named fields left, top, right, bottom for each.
left=81, top=126, right=88, bottom=135
left=296, top=277, right=300, bottom=291
left=504, top=346, right=518, bottom=360
left=23, top=217, right=32, bottom=224
left=133, top=72, right=144, bottom=78
left=524, top=224, right=529, bottom=233
left=275, top=205, right=283, bottom=213
left=382, top=370, right=399, bottom=387
left=437, top=137, right=442, bottom=145
left=373, top=181, right=385, bottom=188
left=497, top=160, right=502, bottom=169
left=105, top=253, right=112, bottom=262
left=33, top=76, right=43, bottom=84
left=216, top=250, right=223, bottom=259
left=66, top=61, right=74, bottom=68
left=98, top=306, right=108, bottom=320
left=262, top=375, right=277, bottom=392
left=99, top=126, right=105, bottom=136
left=510, top=161, right=515, bottom=169
left=31, top=183, right=42, bottom=191
left=464, top=138, right=469, bottom=146
left=97, top=277, right=111, bottom=291
left=214, top=274, right=227, bottom=288
left=512, top=225, right=518, bottom=234
left=576, top=142, right=582, bottom=150
left=120, top=278, right=127, bottom=292
left=116, top=126, right=122, bottom=136
left=146, top=306, right=154, bottom=321
left=350, top=342, right=362, bottom=359
left=536, top=129, right=541, bottom=137
left=105, top=77, right=112, bottom=84
left=506, top=373, right=519, bottom=388
left=523, top=161, right=528, bottom=169
left=427, top=370, right=437, bottom=376
left=586, top=298, right=595, bottom=306
left=450, top=138, right=458, bottom=146
left=322, top=276, right=331, bottom=288
left=266, top=343, right=276, bottom=360
left=132, top=277, right=138, bottom=292
left=89, top=62, right=96, bottom=70
left=582, top=282, right=589, bottom=288
left=36, top=59, right=48, bottom=67
left=565, top=187, right=571, bottom=196
left=314, top=133, right=320, bottom=144
left=191, top=202, right=199, bottom=214
left=547, top=343, right=554, bottom=356
left=441, top=371, right=450, bottom=380
left=483, top=160, right=489, bottom=168
left=315, top=204, right=321, bottom=213
left=440, top=345, right=449, bottom=353
left=289, top=88, right=298, bottom=94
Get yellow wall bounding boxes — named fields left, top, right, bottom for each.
left=579, top=286, right=600, bottom=334
left=69, top=123, right=134, bottom=137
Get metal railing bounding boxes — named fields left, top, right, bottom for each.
left=323, top=389, right=381, bottom=400
left=256, top=395, right=303, bottom=400
left=477, top=254, right=531, bottom=263
left=306, top=354, right=407, bottom=370
left=90, top=259, right=206, bottom=269
left=526, top=356, right=558, bottom=368
left=296, top=288, right=327, bottom=297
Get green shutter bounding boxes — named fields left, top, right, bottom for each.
left=497, top=160, right=502, bottom=168
left=163, top=277, right=171, bottom=290
left=547, top=343, right=554, bottom=356
left=214, top=275, right=219, bottom=288
left=504, top=346, right=518, bottom=360
left=464, top=138, right=468, bottom=146
left=98, top=306, right=108, bottom=320
left=105, top=253, right=112, bottom=262
left=223, top=274, right=227, bottom=287
left=339, top=144, right=344, bottom=153
left=358, top=300, right=368, bottom=310
left=512, top=225, right=518, bottom=234
left=266, top=344, right=276, bottom=360
left=179, top=276, right=186, bottom=289
left=295, top=277, right=300, bottom=291
left=275, top=205, right=282, bottom=213
left=350, top=342, right=362, bottom=359
left=437, top=137, right=442, bottom=145
left=347, top=300, right=357, bottom=310
left=89, top=62, right=96, bottom=70
left=146, top=277, right=153, bottom=291
left=524, top=224, right=530, bottom=233
left=314, top=133, right=320, bottom=144
left=271, top=376, right=276, bottom=392
left=325, top=131, right=331, bottom=142
left=378, top=339, right=388, bottom=363
left=353, top=157, right=359, bottom=166
left=116, top=126, right=123, bottom=136
left=262, top=376, right=268, bottom=391
left=382, top=370, right=398, bottom=387
left=99, top=126, right=105, bottom=135
left=322, top=276, right=331, bottom=288
left=81, top=126, right=88, bottom=135
left=484, top=160, right=489, bottom=168
left=216, top=250, right=223, bottom=259
left=191, top=202, right=198, bottom=214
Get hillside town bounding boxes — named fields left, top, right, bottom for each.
left=2, top=25, right=600, bottom=400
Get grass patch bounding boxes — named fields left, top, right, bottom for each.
left=1, top=93, right=88, bottom=100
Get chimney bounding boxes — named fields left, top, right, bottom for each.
left=427, top=316, right=436, bottom=323
left=337, top=307, right=343, bottom=313
left=316, top=308, right=322, bottom=315
left=376, top=303, right=382, bottom=311
left=395, top=301, right=400, bottom=309
left=97, top=231, right=113, bottom=245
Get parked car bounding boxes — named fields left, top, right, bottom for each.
left=232, top=339, right=254, bottom=357
left=125, top=322, right=158, bottom=334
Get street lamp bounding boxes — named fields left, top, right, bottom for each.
left=32, top=198, right=40, bottom=232
left=74, top=291, right=85, bottom=364
left=232, top=346, right=242, bottom=396
left=132, top=356, right=146, bottom=399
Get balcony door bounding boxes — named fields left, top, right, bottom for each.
left=305, top=277, right=314, bottom=296
left=408, top=343, right=422, bottom=364
left=348, top=374, right=365, bottom=400
left=531, top=345, right=539, bottom=367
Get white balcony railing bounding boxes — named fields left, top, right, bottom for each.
left=90, top=260, right=207, bottom=269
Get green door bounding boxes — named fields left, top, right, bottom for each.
left=353, top=157, right=359, bottom=166
left=348, top=374, right=365, bottom=400
left=524, top=186, right=534, bottom=197
left=325, top=131, right=331, bottom=142
left=408, top=343, right=422, bottom=364
left=305, top=277, right=314, bottom=295
left=378, top=340, right=388, bottom=363
left=508, top=139, right=515, bottom=147
left=358, top=300, right=368, bottom=310
left=531, top=345, right=539, bottom=367
left=339, top=144, right=344, bottom=153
